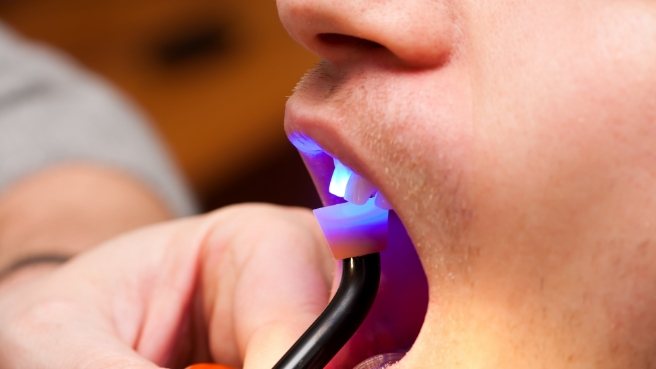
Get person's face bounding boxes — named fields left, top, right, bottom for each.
left=277, top=1, right=656, bottom=367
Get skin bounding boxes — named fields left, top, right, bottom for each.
left=277, top=0, right=656, bottom=368
left=0, top=204, right=334, bottom=369
left=0, top=164, right=172, bottom=272
left=2, top=1, right=656, bottom=368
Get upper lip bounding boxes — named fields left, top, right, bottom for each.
left=284, top=97, right=383, bottom=207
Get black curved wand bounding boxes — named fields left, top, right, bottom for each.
left=272, top=253, right=381, bottom=369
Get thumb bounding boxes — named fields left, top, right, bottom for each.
left=199, top=205, right=337, bottom=369
left=238, top=224, right=337, bottom=369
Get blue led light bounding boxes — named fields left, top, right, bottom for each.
left=313, top=196, right=389, bottom=258
left=329, top=158, right=353, bottom=198
left=288, top=133, right=324, bottom=155
left=287, top=133, right=359, bottom=201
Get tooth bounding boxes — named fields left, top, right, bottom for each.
left=344, top=173, right=377, bottom=205
left=374, top=191, right=392, bottom=210
left=329, top=158, right=353, bottom=198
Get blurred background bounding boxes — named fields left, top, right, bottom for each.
left=0, top=0, right=321, bottom=211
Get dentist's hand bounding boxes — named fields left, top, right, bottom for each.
left=0, top=204, right=335, bottom=369
left=0, top=204, right=427, bottom=369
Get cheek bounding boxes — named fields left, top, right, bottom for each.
left=462, top=2, right=656, bottom=358
left=470, top=2, right=656, bottom=174
left=469, top=2, right=656, bottom=249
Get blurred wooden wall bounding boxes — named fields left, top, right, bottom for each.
left=0, top=0, right=320, bottom=209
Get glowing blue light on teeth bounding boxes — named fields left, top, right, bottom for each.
left=329, top=158, right=353, bottom=198
left=288, top=133, right=324, bottom=155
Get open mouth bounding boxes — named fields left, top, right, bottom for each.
left=287, top=132, right=391, bottom=208
left=329, top=156, right=391, bottom=209
left=289, top=133, right=429, bottom=369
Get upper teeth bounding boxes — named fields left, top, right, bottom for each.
left=329, top=158, right=391, bottom=210
left=344, top=173, right=376, bottom=205
left=328, top=158, right=352, bottom=198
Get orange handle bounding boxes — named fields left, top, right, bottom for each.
left=185, top=364, right=236, bottom=369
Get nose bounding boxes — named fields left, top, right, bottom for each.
left=276, top=0, right=456, bottom=68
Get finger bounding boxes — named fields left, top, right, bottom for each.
left=198, top=204, right=336, bottom=369
left=0, top=275, right=165, bottom=369
left=0, top=216, right=213, bottom=369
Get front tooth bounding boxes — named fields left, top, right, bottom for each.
left=374, top=191, right=392, bottom=210
left=344, top=173, right=377, bottom=205
left=329, top=158, right=353, bottom=198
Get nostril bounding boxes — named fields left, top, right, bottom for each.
left=317, top=33, right=384, bottom=51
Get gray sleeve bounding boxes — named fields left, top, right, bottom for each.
left=0, top=23, right=197, bottom=216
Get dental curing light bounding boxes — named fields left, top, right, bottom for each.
left=272, top=162, right=388, bottom=369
